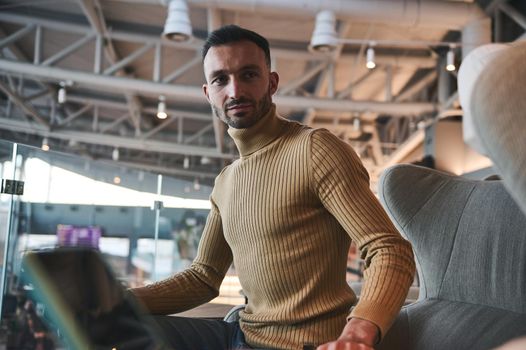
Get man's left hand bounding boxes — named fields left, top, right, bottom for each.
left=316, top=318, right=380, bottom=350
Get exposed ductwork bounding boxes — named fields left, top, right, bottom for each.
left=0, top=11, right=438, bottom=67
left=171, top=0, right=487, bottom=29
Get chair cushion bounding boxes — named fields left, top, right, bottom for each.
left=379, top=299, right=526, bottom=350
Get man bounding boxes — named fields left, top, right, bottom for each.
left=132, top=25, right=415, bottom=350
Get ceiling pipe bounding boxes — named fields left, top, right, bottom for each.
left=179, top=0, right=486, bottom=30
left=0, top=59, right=437, bottom=115
left=60, top=0, right=487, bottom=30
left=108, top=0, right=487, bottom=29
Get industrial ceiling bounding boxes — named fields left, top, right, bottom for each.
left=0, top=0, right=525, bottom=189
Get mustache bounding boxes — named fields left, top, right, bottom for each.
left=225, top=98, right=254, bottom=109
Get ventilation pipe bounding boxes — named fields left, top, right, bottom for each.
left=186, top=0, right=487, bottom=30
left=188, top=0, right=491, bottom=58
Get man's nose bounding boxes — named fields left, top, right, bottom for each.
left=225, top=78, right=243, bottom=99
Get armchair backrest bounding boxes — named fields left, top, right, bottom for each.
left=470, top=42, right=526, bottom=215
left=378, top=164, right=526, bottom=314
left=458, top=41, right=526, bottom=215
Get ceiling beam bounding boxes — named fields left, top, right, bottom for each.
left=65, top=94, right=212, bottom=121
left=395, top=70, right=437, bottom=102
left=78, top=0, right=144, bottom=135
left=162, top=54, right=202, bottom=83
left=0, top=80, right=50, bottom=128
left=0, top=116, right=235, bottom=159
left=57, top=103, right=93, bottom=127
left=0, top=23, right=35, bottom=50
left=278, top=61, right=328, bottom=95
left=0, top=59, right=437, bottom=115
left=41, top=32, right=96, bottom=66
left=141, top=116, right=178, bottom=139
left=336, top=69, right=378, bottom=99
left=0, top=11, right=438, bottom=67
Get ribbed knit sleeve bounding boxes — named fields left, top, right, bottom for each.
left=310, top=129, right=415, bottom=337
left=131, top=199, right=233, bottom=315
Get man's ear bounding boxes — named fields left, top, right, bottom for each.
left=202, top=83, right=210, bottom=103
left=269, top=71, right=279, bottom=95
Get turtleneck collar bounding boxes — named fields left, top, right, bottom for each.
left=227, top=103, right=287, bottom=157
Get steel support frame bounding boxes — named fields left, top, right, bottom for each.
left=0, top=6, right=452, bottom=180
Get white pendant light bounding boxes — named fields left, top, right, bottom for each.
left=163, top=0, right=192, bottom=42
left=41, top=137, right=50, bottom=151
left=309, top=10, right=338, bottom=53
left=157, top=95, right=167, bottom=119
left=366, top=47, right=376, bottom=69
left=446, top=48, right=456, bottom=71
left=57, top=83, right=67, bottom=104
left=112, top=147, right=119, bottom=161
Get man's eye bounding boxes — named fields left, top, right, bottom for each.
left=212, top=76, right=227, bottom=85
left=244, top=71, right=258, bottom=79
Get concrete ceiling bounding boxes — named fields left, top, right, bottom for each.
left=0, top=0, right=524, bottom=189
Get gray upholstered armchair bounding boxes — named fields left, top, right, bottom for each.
left=376, top=164, right=526, bottom=350
left=375, top=39, right=526, bottom=350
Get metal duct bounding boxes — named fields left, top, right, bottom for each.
left=109, top=0, right=486, bottom=29
left=186, top=0, right=487, bottom=29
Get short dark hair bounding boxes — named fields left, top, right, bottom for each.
left=202, top=24, right=271, bottom=68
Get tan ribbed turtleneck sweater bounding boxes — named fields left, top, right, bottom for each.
left=132, top=105, right=415, bottom=349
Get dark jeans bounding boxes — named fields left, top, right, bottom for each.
left=151, top=316, right=252, bottom=350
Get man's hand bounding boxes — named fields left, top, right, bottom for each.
left=316, top=318, right=380, bottom=350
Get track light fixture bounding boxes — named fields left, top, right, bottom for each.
left=446, top=48, right=456, bottom=71
left=353, top=116, right=361, bottom=132
left=157, top=95, right=167, bottom=119
left=41, top=137, right=50, bottom=151
left=308, top=20, right=468, bottom=70
left=163, top=0, right=192, bottom=42
left=57, top=82, right=67, bottom=104
left=309, top=10, right=338, bottom=53
left=112, top=147, right=119, bottom=161
left=366, top=46, right=376, bottom=69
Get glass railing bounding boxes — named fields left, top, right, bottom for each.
left=0, top=140, right=243, bottom=349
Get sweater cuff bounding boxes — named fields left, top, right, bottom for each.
left=348, top=299, right=400, bottom=340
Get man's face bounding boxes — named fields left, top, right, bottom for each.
left=202, top=40, right=279, bottom=129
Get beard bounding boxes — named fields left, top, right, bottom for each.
left=211, top=91, right=273, bottom=129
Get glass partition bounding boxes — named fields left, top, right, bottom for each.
left=12, top=143, right=162, bottom=286
left=0, top=139, right=15, bottom=324
left=0, top=140, right=218, bottom=348
left=160, top=174, right=244, bottom=306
